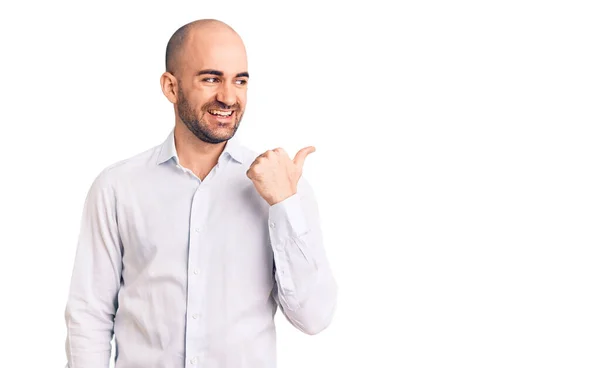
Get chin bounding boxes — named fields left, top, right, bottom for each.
left=202, top=130, right=237, bottom=144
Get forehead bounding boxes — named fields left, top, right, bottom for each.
left=181, top=33, right=248, bottom=76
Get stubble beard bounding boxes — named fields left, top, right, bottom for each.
left=177, top=87, right=243, bottom=144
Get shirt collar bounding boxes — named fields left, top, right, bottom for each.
left=156, top=128, right=246, bottom=165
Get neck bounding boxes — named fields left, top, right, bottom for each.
left=173, top=122, right=226, bottom=180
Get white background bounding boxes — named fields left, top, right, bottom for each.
left=0, top=0, right=599, bottom=367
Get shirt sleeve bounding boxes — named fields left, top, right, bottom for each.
left=268, top=176, right=338, bottom=335
left=64, top=170, right=122, bottom=367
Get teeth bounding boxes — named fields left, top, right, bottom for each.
left=209, top=110, right=233, bottom=116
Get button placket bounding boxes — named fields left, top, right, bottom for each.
left=185, top=184, right=209, bottom=366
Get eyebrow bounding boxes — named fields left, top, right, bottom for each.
left=196, top=69, right=249, bottom=78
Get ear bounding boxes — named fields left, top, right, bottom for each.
left=160, top=72, right=178, bottom=104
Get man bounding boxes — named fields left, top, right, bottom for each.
left=64, top=19, right=337, bottom=368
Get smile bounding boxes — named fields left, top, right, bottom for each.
left=208, top=109, right=234, bottom=117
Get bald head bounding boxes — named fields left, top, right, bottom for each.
left=159, top=19, right=249, bottom=145
left=165, top=19, right=244, bottom=76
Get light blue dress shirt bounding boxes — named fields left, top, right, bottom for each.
left=64, top=129, right=338, bottom=368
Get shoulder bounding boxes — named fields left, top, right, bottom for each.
left=87, top=143, right=161, bottom=193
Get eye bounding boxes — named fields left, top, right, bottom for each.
left=235, top=79, right=248, bottom=85
left=203, top=77, right=219, bottom=83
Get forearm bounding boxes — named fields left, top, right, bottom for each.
left=272, top=248, right=337, bottom=335
left=269, top=185, right=337, bottom=334
left=65, top=270, right=118, bottom=367
left=65, top=306, right=114, bottom=367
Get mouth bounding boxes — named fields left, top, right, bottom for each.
left=208, top=109, right=234, bottom=117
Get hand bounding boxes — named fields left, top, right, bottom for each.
left=246, top=146, right=315, bottom=205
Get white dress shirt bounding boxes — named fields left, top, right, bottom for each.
left=64, top=129, right=338, bottom=368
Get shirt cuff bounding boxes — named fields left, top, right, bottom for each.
left=268, top=193, right=309, bottom=243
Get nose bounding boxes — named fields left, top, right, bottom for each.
left=216, top=83, right=236, bottom=108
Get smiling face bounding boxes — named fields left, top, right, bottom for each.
left=163, top=22, right=249, bottom=144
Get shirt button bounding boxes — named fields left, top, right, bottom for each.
left=195, top=227, right=201, bottom=233
left=269, top=222, right=275, bottom=228
left=193, top=269, right=199, bottom=275
left=190, top=357, right=198, bottom=364
left=192, top=313, right=199, bottom=319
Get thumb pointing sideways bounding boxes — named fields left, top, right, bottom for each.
left=293, top=146, right=316, bottom=169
